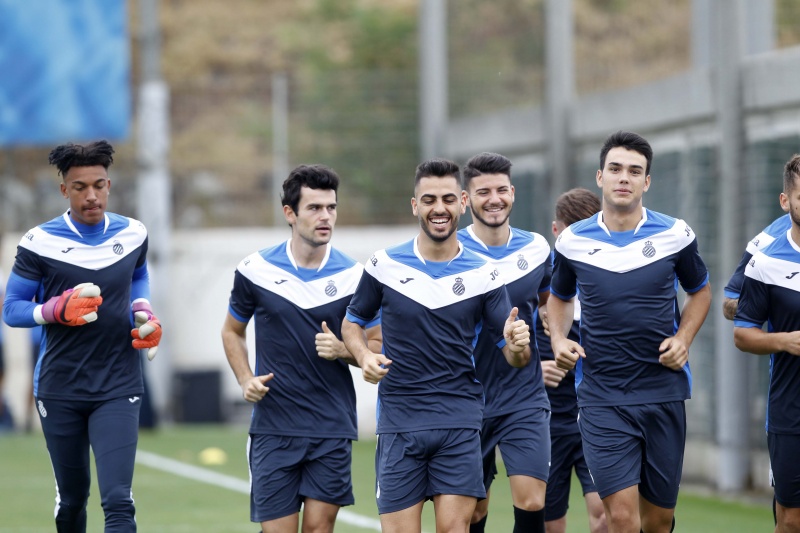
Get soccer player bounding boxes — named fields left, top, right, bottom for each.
left=456, top=152, right=551, bottom=533
left=537, top=188, right=606, bottom=533
left=733, top=154, right=800, bottom=533
left=2, top=140, right=162, bottom=532
left=342, top=158, right=531, bottom=533
left=722, top=213, right=791, bottom=320
left=547, top=131, right=711, bottom=533
left=221, top=164, right=380, bottom=533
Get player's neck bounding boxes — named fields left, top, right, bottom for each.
left=417, top=233, right=460, bottom=262
left=472, top=221, right=510, bottom=247
left=290, top=238, right=327, bottom=269
left=601, top=203, right=644, bottom=232
left=791, top=223, right=800, bottom=248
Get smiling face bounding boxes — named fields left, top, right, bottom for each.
left=596, top=146, right=650, bottom=213
left=61, top=165, right=111, bottom=226
left=411, top=175, right=466, bottom=243
left=466, top=172, right=514, bottom=229
left=284, top=186, right=337, bottom=248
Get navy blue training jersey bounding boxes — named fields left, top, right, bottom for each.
left=346, top=238, right=513, bottom=434
left=551, top=209, right=709, bottom=408
left=458, top=226, right=551, bottom=418
left=228, top=241, right=363, bottom=440
left=735, top=230, right=800, bottom=434
left=5, top=212, right=148, bottom=400
left=725, top=214, right=791, bottom=299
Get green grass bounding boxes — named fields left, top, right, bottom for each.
left=0, top=425, right=773, bottom=532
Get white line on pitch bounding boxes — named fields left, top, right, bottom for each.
left=136, top=449, right=383, bottom=531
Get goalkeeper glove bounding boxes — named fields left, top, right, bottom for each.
left=131, top=301, right=162, bottom=360
left=41, top=283, right=103, bottom=326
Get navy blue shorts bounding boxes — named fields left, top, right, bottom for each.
left=768, top=433, right=800, bottom=508
left=579, top=402, right=685, bottom=508
left=375, top=428, right=485, bottom=514
left=545, top=431, right=596, bottom=521
left=248, top=435, right=353, bottom=523
left=480, top=408, right=550, bottom=491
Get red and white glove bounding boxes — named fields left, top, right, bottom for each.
left=131, top=300, right=162, bottom=361
left=41, top=283, right=103, bottom=326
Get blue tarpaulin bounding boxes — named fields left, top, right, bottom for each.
left=0, top=0, right=130, bottom=146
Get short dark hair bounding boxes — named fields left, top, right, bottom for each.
left=599, top=130, right=653, bottom=175
left=414, top=158, right=460, bottom=188
left=281, top=164, right=340, bottom=214
left=462, top=152, right=512, bottom=189
left=784, top=155, right=800, bottom=194
left=48, top=141, right=115, bottom=178
left=555, top=188, right=601, bottom=226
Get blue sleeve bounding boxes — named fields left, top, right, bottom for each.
left=550, top=250, right=577, bottom=300
left=733, top=275, right=769, bottom=329
left=482, top=285, right=512, bottom=349
left=131, top=261, right=151, bottom=302
left=675, top=238, right=709, bottom=293
left=2, top=271, right=42, bottom=327
left=724, top=251, right=751, bottom=299
left=345, top=270, right=382, bottom=326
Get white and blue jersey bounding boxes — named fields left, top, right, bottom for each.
left=2, top=211, right=150, bottom=401
left=345, top=237, right=513, bottom=434
left=228, top=241, right=364, bottom=440
left=734, top=229, right=800, bottom=435
left=550, top=209, right=709, bottom=407
left=458, top=226, right=551, bottom=417
left=725, top=214, right=791, bottom=299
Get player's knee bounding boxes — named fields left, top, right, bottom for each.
left=100, top=486, right=135, bottom=518
left=515, top=492, right=545, bottom=511
left=606, top=505, right=638, bottom=530
left=588, top=511, right=607, bottom=533
left=778, top=508, right=800, bottom=533
left=55, top=500, right=88, bottom=528
left=470, top=507, right=488, bottom=524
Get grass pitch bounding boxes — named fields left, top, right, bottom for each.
left=0, top=424, right=772, bottom=532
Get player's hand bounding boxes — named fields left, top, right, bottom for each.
left=779, top=331, right=800, bottom=356
left=131, top=301, right=162, bottom=361
left=552, top=338, right=585, bottom=370
left=241, top=373, right=274, bottom=403
left=541, top=360, right=567, bottom=388
left=361, top=353, right=392, bottom=384
left=41, top=283, right=103, bottom=326
left=315, top=321, right=345, bottom=361
left=658, top=336, right=689, bottom=370
left=540, top=308, right=551, bottom=337
left=503, top=307, right=530, bottom=353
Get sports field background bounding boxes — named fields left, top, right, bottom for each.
left=0, top=424, right=773, bottom=532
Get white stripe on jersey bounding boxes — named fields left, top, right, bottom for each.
left=365, top=248, right=504, bottom=310
left=556, top=219, right=696, bottom=273
left=18, top=221, right=147, bottom=270
left=745, top=229, right=778, bottom=256
left=745, top=234, right=800, bottom=294
left=236, top=252, right=363, bottom=309
left=463, top=228, right=551, bottom=285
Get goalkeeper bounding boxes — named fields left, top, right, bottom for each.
left=2, top=140, right=160, bottom=533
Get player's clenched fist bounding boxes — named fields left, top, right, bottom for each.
left=131, top=301, right=162, bottom=360
left=41, top=282, right=103, bottom=326
left=241, top=373, right=274, bottom=403
left=315, top=321, right=345, bottom=361
left=503, top=307, right=530, bottom=353
left=361, top=353, right=392, bottom=384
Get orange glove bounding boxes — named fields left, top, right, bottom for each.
left=41, top=283, right=103, bottom=326
left=131, top=301, right=162, bottom=360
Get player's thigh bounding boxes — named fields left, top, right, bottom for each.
left=379, top=500, right=424, bottom=533
left=37, top=398, right=91, bottom=498
left=427, top=429, right=486, bottom=501
left=496, top=408, right=551, bottom=482
left=300, top=438, right=354, bottom=507
left=432, top=493, right=478, bottom=532
left=300, top=498, right=340, bottom=533
left=545, top=432, right=582, bottom=522
left=88, top=397, right=140, bottom=492
left=578, top=406, right=642, bottom=500
left=375, top=432, right=429, bottom=514
left=769, top=432, right=800, bottom=508
left=249, top=434, right=307, bottom=523
left=639, top=401, right=685, bottom=509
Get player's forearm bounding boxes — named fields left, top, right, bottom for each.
left=221, top=331, right=254, bottom=385
left=502, top=344, right=530, bottom=368
left=675, top=284, right=712, bottom=348
left=546, top=296, right=574, bottom=342
left=3, top=274, right=41, bottom=327
left=342, top=319, right=372, bottom=367
left=734, top=327, right=795, bottom=355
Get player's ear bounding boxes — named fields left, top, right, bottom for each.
left=60, top=182, right=68, bottom=199
left=595, top=169, right=603, bottom=189
left=411, top=196, right=418, bottom=216
left=459, top=190, right=467, bottom=214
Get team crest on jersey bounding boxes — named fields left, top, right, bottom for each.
left=516, top=254, right=528, bottom=270
left=112, top=240, right=124, bottom=255
left=38, top=400, right=47, bottom=417
left=642, top=240, right=656, bottom=258
left=452, top=277, right=465, bottom=296
left=325, top=280, right=338, bottom=297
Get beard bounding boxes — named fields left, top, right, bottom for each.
left=419, top=215, right=459, bottom=243
left=471, top=204, right=512, bottom=228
